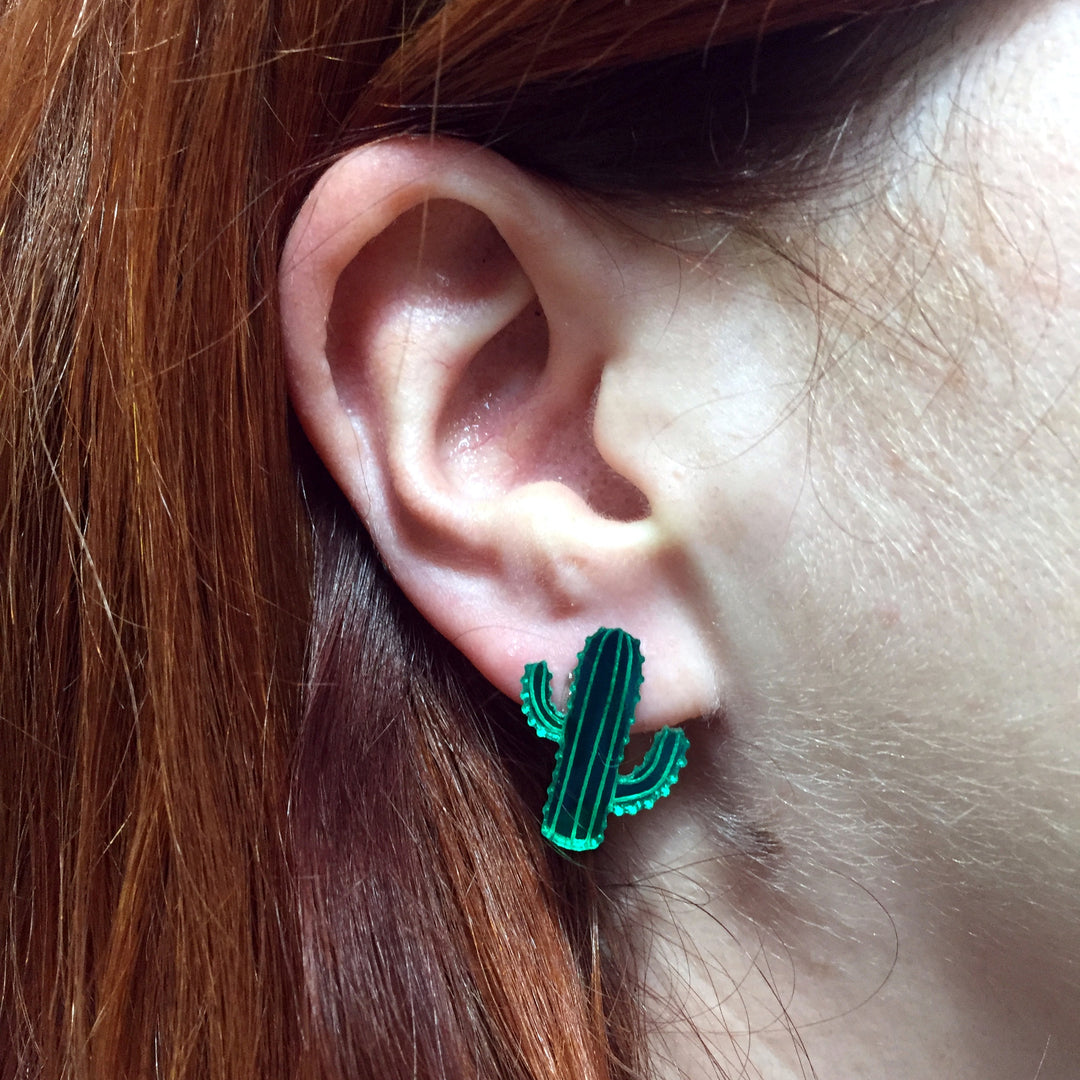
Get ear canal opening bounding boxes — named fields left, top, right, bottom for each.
left=581, top=387, right=651, bottom=522
left=438, top=297, right=649, bottom=524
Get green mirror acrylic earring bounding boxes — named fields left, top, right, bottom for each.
left=519, top=627, right=690, bottom=851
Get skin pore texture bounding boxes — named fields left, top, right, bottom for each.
left=281, top=1, right=1078, bottom=1076
left=605, top=2, right=1080, bottom=1077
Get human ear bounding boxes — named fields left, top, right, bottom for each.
left=279, top=137, right=720, bottom=729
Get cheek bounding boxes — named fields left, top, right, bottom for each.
left=616, top=0, right=1080, bottom=1027
left=770, top=0, right=1080, bottom=701
left=722, top=1, right=1080, bottom=985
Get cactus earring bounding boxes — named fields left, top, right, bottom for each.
left=519, top=627, right=689, bottom=852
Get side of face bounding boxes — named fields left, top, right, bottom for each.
left=630, top=2, right=1080, bottom=1071
left=280, top=2, right=1080, bottom=1074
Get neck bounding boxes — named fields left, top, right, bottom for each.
left=600, top=719, right=1080, bottom=1080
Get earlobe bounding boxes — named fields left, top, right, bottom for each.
left=280, top=137, right=721, bottom=728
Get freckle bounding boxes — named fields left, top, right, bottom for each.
left=877, top=605, right=900, bottom=628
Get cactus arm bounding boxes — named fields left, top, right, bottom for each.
left=611, top=726, right=690, bottom=817
left=519, top=660, right=565, bottom=741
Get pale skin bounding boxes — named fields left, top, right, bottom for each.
left=281, top=1, right=1080, bottom=1076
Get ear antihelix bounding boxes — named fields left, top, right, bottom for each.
left=519, top=627, right=689, bottom=852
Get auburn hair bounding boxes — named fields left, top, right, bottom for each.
left=0, top=1, right=948, bottom=1077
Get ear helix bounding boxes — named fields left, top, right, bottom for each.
left=519, top=627, right=689, bottom=851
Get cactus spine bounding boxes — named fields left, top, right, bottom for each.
left=519, top=627, right=690, bottom=851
